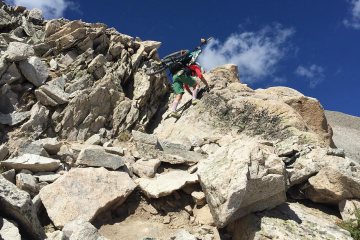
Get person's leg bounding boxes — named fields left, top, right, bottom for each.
left=191, top=81, right=200, bottom=100
left=170, top=77, right=185, bottom=118
left=172, top=93, right=183, bottom=112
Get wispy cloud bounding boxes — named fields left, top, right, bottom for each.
left=198, top=24, right=295, bottom=83
left=295, top=64, right=325, bottom=88
left=344, top=0, right=360, bottom=29
left=5, top=0, right=77, bottom=19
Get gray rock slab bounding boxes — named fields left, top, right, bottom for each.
left=76, top=148, right=124, bottom=170
left=0, top=111, right=31, bottom=126
left=1, top=169, right=15, bottom=184
left=137, top=170, right=198, bottom=198
left=0, top=175, right=45, bottom=239
left=0, top=63, right=22, bottom=85
left=132, top=130, right=159, bottom=145
left=16, top=173, right=39, bottom=197
left=133, top=158, right=161, bottom=178
left=39, top=168, right=136, bottom=228
left=35, top=89, right=58, bottom=106
left=39, top=84, right=69, bottom=104
left=34, top=172, right=60, bottom=183
left=19, top=56, right=48, bottom=87
left=85, top=134, right=102, bottom=145
left=33, top=138, right=62, bottom=155
left=0, top=144, right=9, bottom=161
left=1, top=154, right=61, bottom=172
left=4, top=42, right=34, bottom=62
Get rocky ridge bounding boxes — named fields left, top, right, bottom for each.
left=0, top=2, right=359, bottom=240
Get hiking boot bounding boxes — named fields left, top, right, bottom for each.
left=169, top=111, right=181, bottom=119
left=192, top=99, right=199, bottom=105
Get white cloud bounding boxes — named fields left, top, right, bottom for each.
left=295, top=64, right=325, bottom=88
left=198, top=24, right=295, bottom=83
left=5, top=0, right=74, bottom=19
left=344, top=0, right=360, bottom=29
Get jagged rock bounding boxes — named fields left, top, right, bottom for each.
left=0, top=217, right=21, bottom=240
left=1, top=154, right=61, bottom=172
left=88, top=54, right=106, bottom=73
left=0, top=175, right=45, bottom=239
left=137, top=170, right=198, bottom=198
left=0, top=144, right=9, bottom=160
left=16, top=172, right=39, bottom=196
left=85, top=134, right=102, bottom=145
left=49, top=59, right=58, bottom=70
left=35, top=84, right=69, bottom=106
left=39, top=167, right=136, bottom=228
left=19, top=56, right=49, bottom=87
left=76, top=147, right=124, bottom=170
left=63, top=219, right=108, bottom=240
left=20, top=102, right=49, bottom=137
left=0, top=63, right=22, bottom=85
left=305, top=165, right=360, bottom=204
left=33, top=138, right=62, bottom=155
left=228, top=202, right=352, bottom=240
left=131, top=44, right=145, bottom=69
left=140, top=40, right=161, bottom=52
left=15, top=141, right=50, bottom=157
left=339, top=199, right=360, bottom=222
left=4, top=42, right=34, bottom=62
left=1, top=169, right=15, bottom=183
left=27, top=9, right=43, bottom=24
left=0, top=111, right=31, bottom=126
left=198, top=138, right=286, bottom=228
left=132, top=158, right=161, bottom=178
left=34, top=172, right=60, bottom=183
left=44, top=19, right=63, bottom=37
left=57, top=75, right=123, bottom=141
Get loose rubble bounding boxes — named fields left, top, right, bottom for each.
left=0, top=2, right=359, bottom=239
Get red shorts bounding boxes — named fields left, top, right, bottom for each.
left=184, top=64, right=203, bottom=92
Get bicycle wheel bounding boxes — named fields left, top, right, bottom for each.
left=146, top=62, right=167, bottom=75
left=162, top=50, right=189, bottom=62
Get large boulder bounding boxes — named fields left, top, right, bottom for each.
left=0, top=176, right=44, bottom=239
left=19, top=56, right=49, bottom=87
left=198, top=138, right=286, bottom=228
left=39, top=167, right=136, bottom=228
left=155, top=64, right=332, bottom=149
left=305, top=165, right=360, bottom=204
left=4, top=42, right=34, bottom=62
left=228, top=202, right=352, bottom=240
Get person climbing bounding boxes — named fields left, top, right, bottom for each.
left=184, top=63, right=210, bottom=95
left=168, top=39, right=210, bottom=119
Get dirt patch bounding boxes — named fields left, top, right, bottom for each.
left=94, top=189, right=222, bottom=240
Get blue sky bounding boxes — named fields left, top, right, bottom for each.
left=6, top=0, right=360, bottom=116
